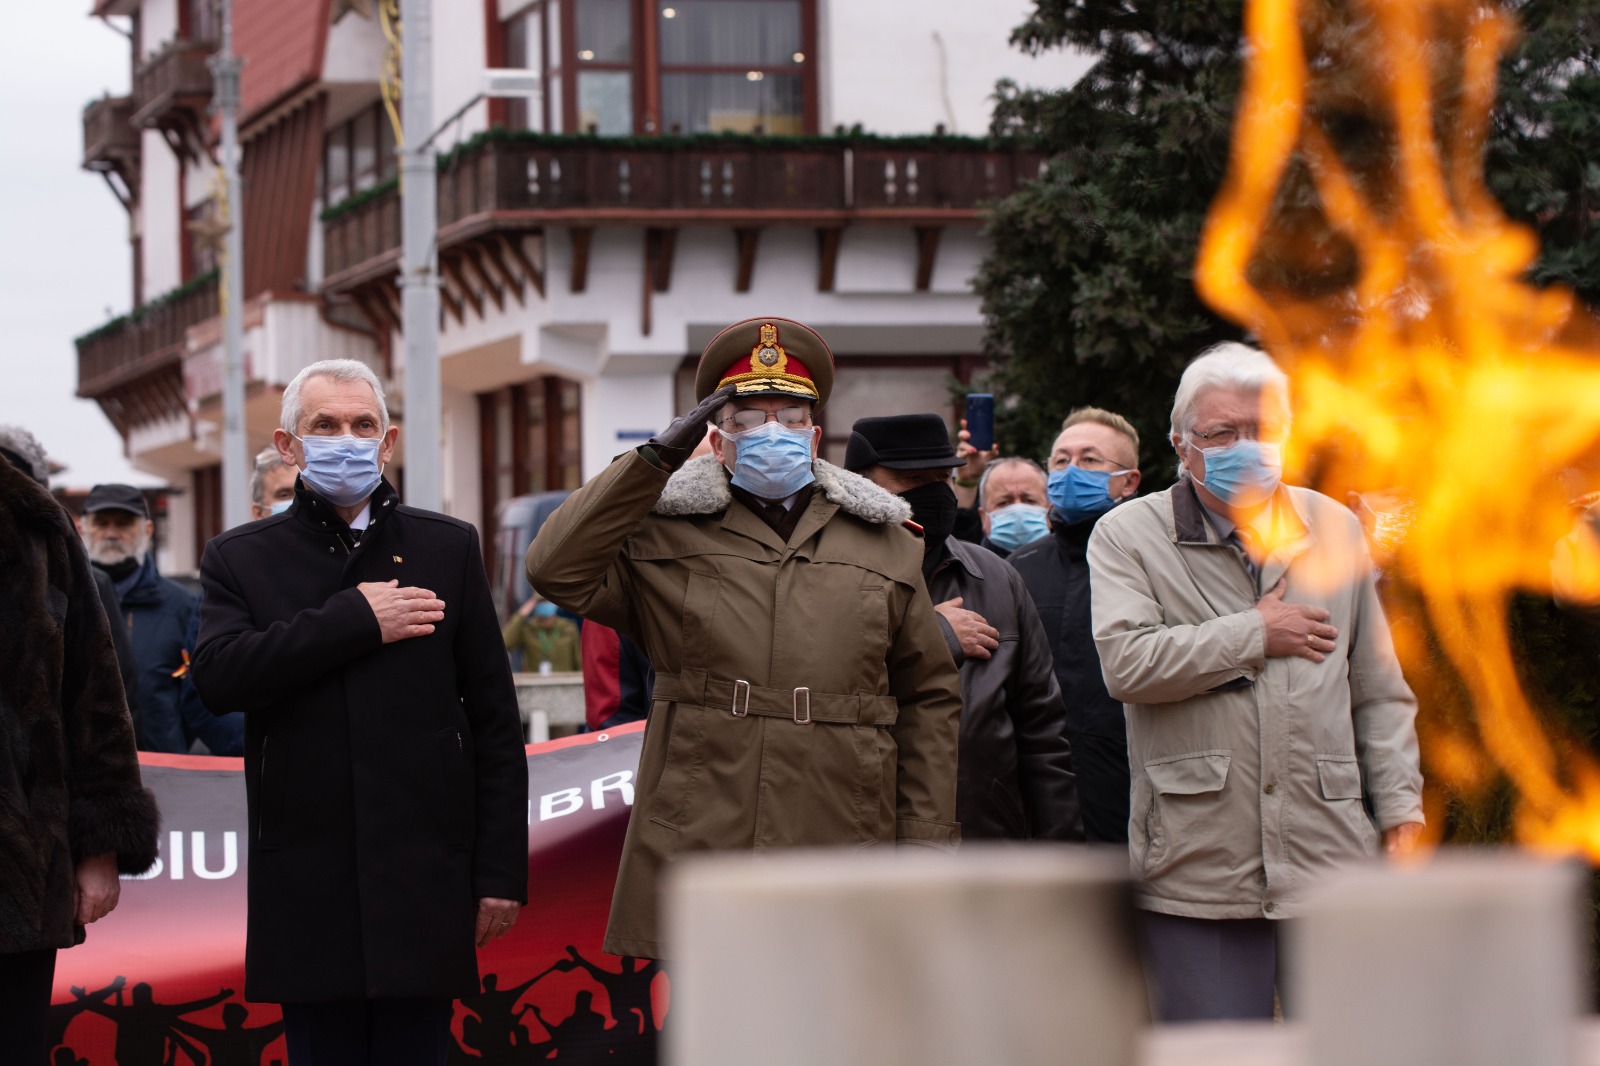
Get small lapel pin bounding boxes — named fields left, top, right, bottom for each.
left=392, top=555, right=403, bottom=563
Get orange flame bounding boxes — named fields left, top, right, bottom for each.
left=1195, top=0, right=1600, bottom=855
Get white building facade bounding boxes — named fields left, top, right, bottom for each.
left=78, top=0, right=1087, bottom=573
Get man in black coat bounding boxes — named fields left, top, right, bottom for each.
left=0, top=427, right=160, bottom=1060
left=192, top=360, right=529, bottom=1065
left=1008, top=406, right=1143, bottom=843
left=848, top=414, right=1081, bottom=840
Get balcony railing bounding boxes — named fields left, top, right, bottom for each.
left=322, top=135, right=1046, bottom=283
left=77, top=271, right=220, bottom=398
left=83, top=95, right=140, bottom=171
left=131, top=37, right=214, bottom=131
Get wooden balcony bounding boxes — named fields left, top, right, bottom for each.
left=322, top=135, right=1046, bottom=288
left=132, top=37, right=215, bottom=162
left=83, top=95, right=140, bottom=171
left=77, top=272, right=219, bottom=433
left=83, top=95, right=141, bottom=207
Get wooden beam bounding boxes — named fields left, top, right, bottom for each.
left=816, top=227, right=842, bottom=293
left=641, top=233, right=654, bottom=337
left=915, top=226, right=943, bottom=292
left=350, top=291, right=389, bottom=336
left=441, top=255, right=484, bottom=320
left=569, top=227, right=593, bottom=294
left=481, top=238, right=527, bottom=306
left=439, top=281, right=465, bottom=326
left=460, top=245, right=505, bottom=312
left=500, top=233, right=546, bottom=298
left=734, top=227, right=761, bottom=293
left=649, top=227, right=677, bottom=292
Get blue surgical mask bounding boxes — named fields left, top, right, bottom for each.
left=987, top=503, right=1050, bottom=551
left=269, top=499, right=293, bottom=516
left=725, top=421, right=816, bottom=500
left=1047, top=465, right=1133, bottom=525
left=1191, top=439, right=1282, bottom=507
left=294, top=434, right=383, bottom=507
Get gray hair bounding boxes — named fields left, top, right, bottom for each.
left=978, top=455, right=1047, bottom=510
left=0, top=425, right=48, bottom=484
left=280, top=359, right=389, bottom=435
left=1169, top=342, right=1291, bottom=440
left=249, top=446, right=290, bottom=505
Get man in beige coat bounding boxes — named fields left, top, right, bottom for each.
left=527, top=317, right=962, bottom=961
left=1087, top=342, right=1423, bottom=1022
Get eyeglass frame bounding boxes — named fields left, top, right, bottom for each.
left=714, top=404, right=815, bottom=433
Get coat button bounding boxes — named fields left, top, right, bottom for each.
left=1263, top=783, right=1275, bottom=794
left=1264, top=901, right=1276, bottom=913
left=328, top=546, right=335, bottom=553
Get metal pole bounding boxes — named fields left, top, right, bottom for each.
left=213, top=0, right=249, bottom=529
left=400, top=0, right=442, bottom=511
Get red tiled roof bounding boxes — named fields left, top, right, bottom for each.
left=237, top=0, right=331, bottom=124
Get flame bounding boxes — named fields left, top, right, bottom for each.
left=1194, top=0, right=1600, bottom=856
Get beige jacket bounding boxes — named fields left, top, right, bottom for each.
left=1087, top=478, right=1422, bottom=919
left=527, top=452, right=961, bottom=958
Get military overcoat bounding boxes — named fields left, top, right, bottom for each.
left=527, top=453, right=962, bottom=959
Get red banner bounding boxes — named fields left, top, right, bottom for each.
left=49, top=724, right=662, bottom=1065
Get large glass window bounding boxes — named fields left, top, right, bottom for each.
left=323, top=103, right=398, bottom=207
left=658, top=0, right=803, bottom=134
left=499, top=0, right=810, bottom=136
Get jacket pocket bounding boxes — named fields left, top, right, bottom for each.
left=647, top=701, right=704, bottom=831
left=1317, top=754, right=1378, bottom=852
left=1139, top=750, right=1231, bottom=877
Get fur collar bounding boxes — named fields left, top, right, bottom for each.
left=653, top=456, right=912, bottom=525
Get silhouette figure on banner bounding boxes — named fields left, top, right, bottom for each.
left=553, top=944, right=661, bottom=1038
left=457, top=972, right=548, bottom=1056
left=452, top=948, right=663, bottom=1063
left=48, top=974, right=124, bottom=1057
left=172, top=1001, right=287, bottom=1065
left=67, top=979, right=233, bottom=1066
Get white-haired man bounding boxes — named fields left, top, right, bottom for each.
left=192, top=359, right=529, bottom=1064
left=1086, top=343, right=1423, bottom=1023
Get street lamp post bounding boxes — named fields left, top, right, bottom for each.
left=212, top=0, right=249, bottom=530
left=399, top=0, right=442, bottom=511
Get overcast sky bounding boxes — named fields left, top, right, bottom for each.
left=0, top=6, right=155, bottom=488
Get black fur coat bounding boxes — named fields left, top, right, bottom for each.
left=0, top=453, right=159, bottom=953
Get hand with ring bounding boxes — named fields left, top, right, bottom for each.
left=475, top=897, right=521, bottom=948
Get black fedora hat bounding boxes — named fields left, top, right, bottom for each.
left=844, top=414, right=963, bottom=473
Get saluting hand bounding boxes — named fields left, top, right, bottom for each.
left=934, top=597, right=1000, bottom=661
left=1255, top=579, right=1338, bottom=662
left=648, top=384, right=737, bottom=469
left=358, top=580, right=446, bottom=643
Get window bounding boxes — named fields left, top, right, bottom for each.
left=659, top=0, right=803, bottom=134
left=498, top=0, right=812, bottom=136
left=322, top=103, right=398, bottom=207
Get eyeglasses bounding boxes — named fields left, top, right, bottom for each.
left=1189, top=423, right=1283, bottom=450
left=718, top=406, right=812, bottom=432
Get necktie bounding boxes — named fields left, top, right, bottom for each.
left=1230, top=527, right=1260, bottom=591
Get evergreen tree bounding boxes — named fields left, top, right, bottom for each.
left=979, top=0, right=1600, bottom=467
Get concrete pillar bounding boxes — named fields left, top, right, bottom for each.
left=1294, top=853, right=1585, bottom=1066
left=666, top=845, right=1144, bottom=1066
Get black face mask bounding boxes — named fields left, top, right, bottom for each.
left=900, top=481, right=959, bottom=563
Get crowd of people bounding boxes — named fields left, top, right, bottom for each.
left=0, top=317, right=1429, bottom=1062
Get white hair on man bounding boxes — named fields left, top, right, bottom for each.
left=280, top=359, right=389, bottom=435
left=250, top=446, right=291, bottom=507
left=0, top=425, right=49, bottom=485
left=1168, top=341, right=1292, bottom=442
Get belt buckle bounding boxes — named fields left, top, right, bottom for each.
left=792, top=687, right=811, bottom=725
left=731, top=679, right=751, bottom=718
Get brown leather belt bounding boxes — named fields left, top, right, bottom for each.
left=652, top=670, right=899, bottom=727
